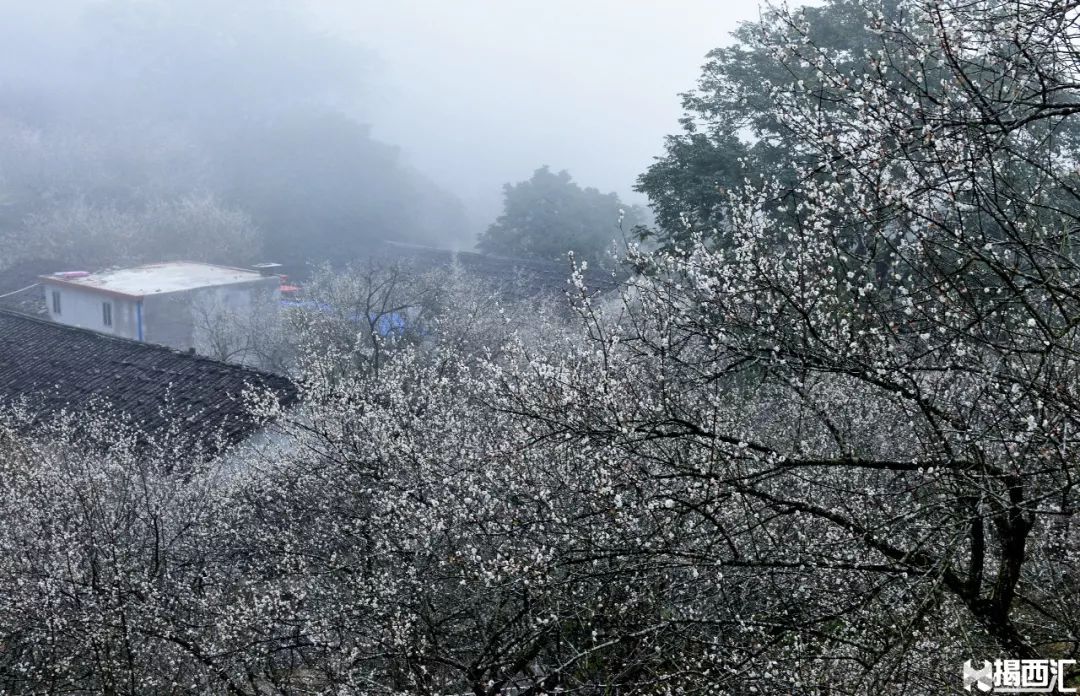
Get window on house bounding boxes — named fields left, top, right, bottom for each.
left=51, top=290, right=61, bottom=315
left=102, top=302, right=112, bottom=327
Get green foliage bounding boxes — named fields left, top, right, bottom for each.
left=637, top=0, right=900, bottom=247
left=479, top=166, right=645, bottom=267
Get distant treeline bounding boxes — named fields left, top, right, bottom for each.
left=0, top=0, right=469, bottom=271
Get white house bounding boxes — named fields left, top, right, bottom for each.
left=39, top=262, right=281, bottom=363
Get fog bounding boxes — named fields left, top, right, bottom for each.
left=307, top=1, right=762, bottom=226
left=0, top=0, right=761, bottom=268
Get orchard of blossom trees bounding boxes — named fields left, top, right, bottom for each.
left=2, top=0, right=1080, bottom=693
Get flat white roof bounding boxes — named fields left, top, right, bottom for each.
left=43, top=262, right=267, bottom=297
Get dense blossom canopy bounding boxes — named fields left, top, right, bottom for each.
left=2, top=0, right=1080, bottom=693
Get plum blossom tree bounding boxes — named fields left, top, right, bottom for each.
left=10, top=194, right=262, bottom=269
left=1, top=1, right=1079, bottom=693
left=492, top=0, right=1080, bottom=690
left=0, top=410, right=265, bottom=694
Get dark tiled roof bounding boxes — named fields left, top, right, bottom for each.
left=0, top=309, right=298, bottom=450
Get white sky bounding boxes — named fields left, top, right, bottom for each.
left=305, top=0, right=763, bottom=227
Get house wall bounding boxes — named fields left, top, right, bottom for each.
left=43, top=276, right=280, bottom=366
left=43, top=284, right=140, bottom=339
left=141, top=291, right=197, bottom=350
left=194, top=278, right=282, bottom=368
left=143, top=276, right=281, bottom=362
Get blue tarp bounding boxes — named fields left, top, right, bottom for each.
left=281, top=300, right=409, bottom=337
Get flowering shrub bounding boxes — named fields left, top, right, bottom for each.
left=2, top=1, right=1079, bottom=693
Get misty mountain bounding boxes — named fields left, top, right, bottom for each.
left=0, top=0, right=470, bottom=269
